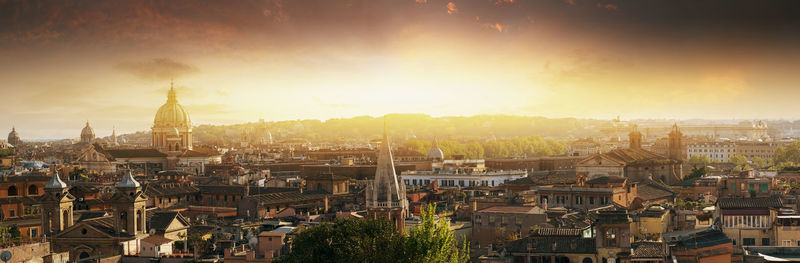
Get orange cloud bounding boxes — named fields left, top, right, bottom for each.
left=597, top=3, right=618, bottom=11
left=415, top=0, right=427, bottom=3
left=564, top=0, right=575, bottom=5
left=447, top=2, right=457, bottom=15
left=489, top=23, right=504, bottom=32
left=493, top=0, right=515, bottom=6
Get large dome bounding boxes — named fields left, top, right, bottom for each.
left=81, top=122, right=95, bottom=137
left=154, top=85, right=191, bottom=128
left=427, top=137, right=444, bottom=160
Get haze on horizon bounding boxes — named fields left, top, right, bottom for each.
left=2, top=0, right=800, bottom=139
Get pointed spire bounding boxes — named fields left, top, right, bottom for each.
left=117, top=169, right=141, bottom=188
left=45, top=170, right=68, bottom=189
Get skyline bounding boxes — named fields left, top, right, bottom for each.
left=2, top=0, right=800, bottom=139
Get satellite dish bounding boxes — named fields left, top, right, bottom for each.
left=0, top=251, right=12, bottom=262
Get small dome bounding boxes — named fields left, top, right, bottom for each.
left=45, top=170, right=68, bottom=189
left=154, top=85, right=191, bottom=128
left=427, top=137, right=444, bottom=160
left=117, top=170, right=141, bottom=188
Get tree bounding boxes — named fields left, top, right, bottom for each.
left=274, top=204, right=468, bottom=263
left=775, top=142, right=800, bottom=165
left=728, top=155, right=748, bottom=167
left=399, top=204, right=469, bottom=263
left=686, top=166, right=707, bottom=180
left=274, top=218, right=403, bottom=263
left=688, top=154, right=711, bottom=167
left=752, top=157, right=768, bottom=169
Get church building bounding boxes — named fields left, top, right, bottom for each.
left=365, top=122, right=408, bottom=232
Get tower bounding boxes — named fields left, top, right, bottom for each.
left=112, top=171, right=147, bottom=236
left=111, top=126, right=118, bottom=145
left=365, top=121, right=408, bottom=232
left=668, top=123, right=683, bottom=160
left=629, top=124, right=642, bottom=149
left=40, top=171, right=74, bottom=235
left=80, top=121, right=95, bottom=144
left=152, top=81, right=192, bottom=152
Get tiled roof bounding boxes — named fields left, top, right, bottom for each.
left=594, top=210, right=630, bottom=224
left=636, top=181, right=676, bottom=201
left=77, top=211, right=109, bottom=222
left=148, top=211, right=183, bottom=231
left=535, top=187, right=616, bottom=193
left=505, top=236, right=596, bottom=254
left=717, top=197, right=782, bottom=209
left=586, top=176, right=626, bottom=184
left=2, top=175, right=51, bottom=183
left=144, top=182, right=199, bottom=197
left=476, top=206, right=545, bottom=214
left=246, top=190, right=329, bottom=206
left=505, top=170, right=576, bottom=186
left=631, top=242, right=666, bottom=258
left=305, top=173, right=349, bottom=181
left=594, top=148, right=676, bottom=165
left=142, top=235, right=174, bottom=245
left=668, top=228, right=731, bottom=249
left=105, top=148, right=167, bottom=158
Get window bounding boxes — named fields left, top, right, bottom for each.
left=28, top=185, right=38, bottom=195
left=743, top=238, right=755, bottom=246
left=589, top=197, right=595, bottom=205
left=7, top=186, right=17, bottom=196
left=30, top=228, right=38, bottom=237
left=762, top=238, right=770, bottom=246
left=8, top=209, right=14, bottom=217
left=782, top=240, right=792, bottom=246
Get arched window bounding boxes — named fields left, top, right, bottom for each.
left=7, top=186, right=18, bottom=196
left=79, top=252, right=90, bottom=259
left=28, top=185, right=38, bottom=195
left=583, top=258, right=593, bottom=263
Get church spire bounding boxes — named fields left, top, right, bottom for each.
left=45, top=170, right=68, bottom=189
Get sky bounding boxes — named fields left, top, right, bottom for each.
left=1, top=0, right=800, bottom=139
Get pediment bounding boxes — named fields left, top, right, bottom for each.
left=56, top=221, right=114, bottom=239
left=577, top=154, right=624, bottom=166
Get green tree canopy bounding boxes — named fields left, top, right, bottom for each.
left=275, top=204, right=468, bottom=263
left=688, top=154, right=711, bottom=167
left=775, top=142, right=800, bottom=165
left=728, top=155, right=748, bottom=167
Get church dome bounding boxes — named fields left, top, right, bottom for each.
left=154, top=84, right=191, bottom=128
left=170, top=127, right=180, bottom=136
left=427, top=137, right=444, bottom=160
left=81, top=122, right=95, bottom=138
left=7, top=127, right=20, bottom=145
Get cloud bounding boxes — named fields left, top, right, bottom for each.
left=415, top=0, right=427, bottom=3
left=484, top=23, right=505, bottom=32
left=447, top=2, right=458, bottom=15
left=116, top=58, right=199, bottom=82
left=597, top=3, right=618, bottom=11
left=564, top=0, right=575, bottom=5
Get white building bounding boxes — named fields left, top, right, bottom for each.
left=401, top=170, right=527, bottom=188
left=687, top=141, right=737, bottom=162
left=140, top=235, right=174, bottom=258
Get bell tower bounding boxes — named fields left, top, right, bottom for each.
left=40, top=171, right=74, bottom=236
left=628, top=124, right=642, bottom=149
left=112, top=171, right=147, bottom=236
left=668, top=123, right=683, bottom=160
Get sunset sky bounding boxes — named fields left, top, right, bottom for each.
left=1, top=0, right=800, bottom=139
